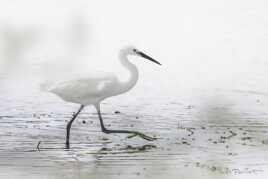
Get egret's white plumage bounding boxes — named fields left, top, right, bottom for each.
left=42, top=46, right=161, bottom=148
left=48, top=75, right=118, bottom=105
left=44, top=46, right=140, bottom=105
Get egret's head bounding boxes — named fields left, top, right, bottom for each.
left=122, top=45, right=138, bottom=55
left=122, top=45, right=161, bottom=65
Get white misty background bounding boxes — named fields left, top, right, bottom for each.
left=1, top=0, right=268, bottom=94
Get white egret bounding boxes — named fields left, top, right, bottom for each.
left=43, top=46, right=161, bottom=148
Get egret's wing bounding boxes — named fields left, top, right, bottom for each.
left=47, top=74, right=117, bottom=101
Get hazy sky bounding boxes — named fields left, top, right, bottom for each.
left=1, top=0, right=268, bottom=90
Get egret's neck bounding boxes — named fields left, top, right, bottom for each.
left=118, top=51, right=139, bottom=93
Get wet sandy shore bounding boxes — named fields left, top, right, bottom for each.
left=1, top=79, right=268, bottom=179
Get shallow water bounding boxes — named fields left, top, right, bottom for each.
left=1, top=59, right=268, bottom=179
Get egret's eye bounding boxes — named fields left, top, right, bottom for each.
left=133, top=49, right=137, bottom=52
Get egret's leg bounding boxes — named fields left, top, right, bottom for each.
left=66, top=105, right=84, bottom=148
left=95, top=104, right=156, bottom=141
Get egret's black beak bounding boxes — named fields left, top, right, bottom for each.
left=137, top=51, right=161, bottom=66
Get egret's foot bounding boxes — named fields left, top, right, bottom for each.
left=101, top=128, right=156, bottom=141
left=127, top=131, right=157, bottom=141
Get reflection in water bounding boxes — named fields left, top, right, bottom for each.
left=97, top=144, right=157, bottom=154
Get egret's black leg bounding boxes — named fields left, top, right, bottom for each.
left=95, top=104, right=156, bottom=141
left=66, top=105, right=84, bottom=149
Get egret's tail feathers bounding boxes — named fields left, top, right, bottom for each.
left=40, top=80, right=54, bottom=92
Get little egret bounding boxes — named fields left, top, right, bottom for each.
left=43, top=46, right=161, bottom=148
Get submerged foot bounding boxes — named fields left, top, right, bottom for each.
left=65, top=142, right=70, bottom=149
left=36, top=141, right=41, bottom=151
left=127, top=131, right=157, bottom=141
